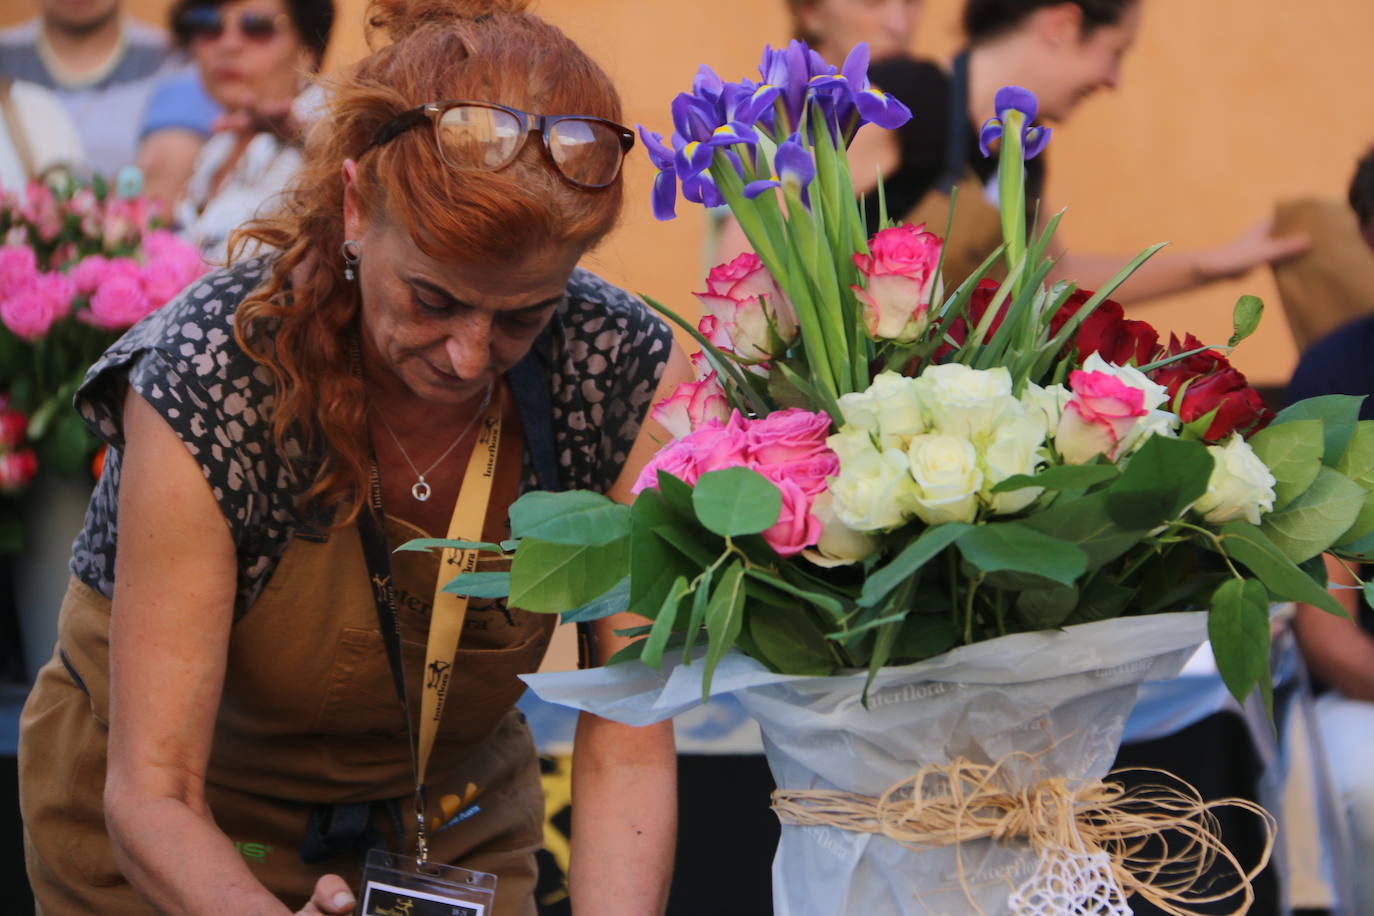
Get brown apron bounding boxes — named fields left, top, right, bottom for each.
left=20, top=411, right=557, bottom=914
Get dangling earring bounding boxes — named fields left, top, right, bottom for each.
left=341, top=239, right=361, bottom=282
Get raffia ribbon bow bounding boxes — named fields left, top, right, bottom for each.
left=771, top=756, right=1275, bottom=916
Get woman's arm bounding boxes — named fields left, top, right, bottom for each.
left=1294, top=554, right=1374, bottom=702
left=104, top=390, right=354, bottom=915
left=1046, top=217, right=1310, bottom=305
left=566, top=341, right=695, bottom=915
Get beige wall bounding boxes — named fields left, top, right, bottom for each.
left=12, top=0, right=1373, bottom=385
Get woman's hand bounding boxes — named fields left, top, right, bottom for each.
left=295, top=874, right=356, bottom=915
left=1194, top=217, right=1312, bottom=282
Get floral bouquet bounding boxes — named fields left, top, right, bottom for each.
left=0, top=175, right=206, bottom=549
left=410, top=43, right=1372, bottom=915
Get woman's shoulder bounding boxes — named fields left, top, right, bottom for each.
left=77, top=257, right=277, bottom=447
left=560, top=267, right=674, bottom=355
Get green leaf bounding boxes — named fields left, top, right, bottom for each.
left=702, top=562, right=747, bottom=698
left=1065, top=575, right=1137, bottom=625
left=1270, top=395, right=1364, bottom=467
left=652, top=524, right=722, bottom=568
left=1015, top=585, right=1079, bottom=629
left=748, top=603, right=836, bottom=676
left=629, top=489, right=698, bottom=617
left=1216, top=522, right=1343, bottom=615
left=1259, top=467, right=1364, bottom=564
left=683, top=564, right=714, bottom=658
left=1228, top=295, right=1264, bottom=348
left=508, top=490, right=630, bottom=546
left=1334, top=423, right=1374, bottom=546
left=1247, top=420, right=1323, bottom=511
left=509, top=537, right=629, bottom=614
left=691, top=468, right=782, bottom=538
left=859, top=523, right=970, bottom=607
left=892, top=614, right=959, bottom=661
left=956, top=522, right=1088, bottom=586
left=1105, top=436, right=1213, bottom=530
left=1023, top=491, right=1148, bottom=569
left=1209, top=578, right=1271, bottom=710
left=863, top=619, right=903, bottom=703
left=1365, top=581, right=1374, bottom=612
left=656, top=471, right=696, bottom=518
left=440, top=571, right=510, bottom=599
left=396, top=537, right=505, bottom=554
left=0, top=509, right=22, bottom=553
left=641, top=576, right=690, bottom=669
left=743, top=566, right=845, bottom=619
left=560, top=577, right=630, bottom=624
left=990, top=464, right=1119, bottom=495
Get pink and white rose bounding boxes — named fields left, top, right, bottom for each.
left=1056, top=353, right=1171, bottom=464
left=695, top=252, right=797, bottom=361
left=651, top=372, right=731, bottom=439
left=852, top=223, right=942, bottom=343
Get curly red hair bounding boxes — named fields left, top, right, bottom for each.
left=232, top=0, right=625, bottom=521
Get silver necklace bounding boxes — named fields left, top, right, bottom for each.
left=372, top=383, right=495, bottom=502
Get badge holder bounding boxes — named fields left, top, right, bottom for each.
left=359, top=849, right=498, bottom=916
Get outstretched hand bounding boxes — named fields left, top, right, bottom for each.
left=295, top=874, right=356, bottom=915
left=1196, top=217, right=1312, bottom=282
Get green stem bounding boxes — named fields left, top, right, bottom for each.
left=997, top=110, right=1028, bottom=298
left=963, top=572, right=985, bottom=645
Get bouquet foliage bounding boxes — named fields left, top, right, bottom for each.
left=420, top=43, right=1373, bottom=713
left=0, top=175, right=206, bottom=548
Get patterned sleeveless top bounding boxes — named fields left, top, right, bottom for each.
left=70, top=257, right=673, bottom=615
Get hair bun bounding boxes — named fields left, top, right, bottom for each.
left=366, top=0, right=531, bottom=43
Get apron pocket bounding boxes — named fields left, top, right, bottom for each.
left=61, top=706, right=125, bottom=886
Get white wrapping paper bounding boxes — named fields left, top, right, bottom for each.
left=523, top=612, right=1210, bottom=915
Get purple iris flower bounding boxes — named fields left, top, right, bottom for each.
left=742, top=134, right=816, bottom=207
left=810, top=44, right=911, bottom=139
left=978, top=86, right=1051, bottom=160
left=638, top=127, right=680, bottom=221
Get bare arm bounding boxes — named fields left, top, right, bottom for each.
left=1294, top=554, right=1374, bottom=702
left=567, top=341, right=694, bottom=915
left=105, top=390, right=353, bottom=915
left=136, top=128, right=204, bottom=216
left=1046, top=217, right=1310, bottom=306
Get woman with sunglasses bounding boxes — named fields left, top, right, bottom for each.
left=18, top=1, right=687, bottom=913
left=170, top=0, right=335, bottom=259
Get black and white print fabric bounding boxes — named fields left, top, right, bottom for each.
left=71, top=258, right=672, bottom=616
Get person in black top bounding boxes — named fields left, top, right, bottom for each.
left=766, top=0, right=1310, bottom=304
left=1286, top=145, right=1374, bottom=916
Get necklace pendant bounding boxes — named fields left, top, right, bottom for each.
left=411, top=479, right=433, bottom=502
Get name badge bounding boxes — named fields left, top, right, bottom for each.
left=360, top=849, right=497, bottom=916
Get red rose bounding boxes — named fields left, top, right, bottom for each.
left=932, top=279, right=1003, bottom=359
left=1150, top=333, right=1229, bottom=397
left=0, top=448, right=37, bottom=493
left=1051, top=290, right=1159, bottom=366
left=1176, top=368, right=1273, bottom=440
left=0, top=406, right=26, bottom=450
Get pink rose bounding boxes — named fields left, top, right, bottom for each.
left=1, top=271, right=74, bottom=340
left=631, top=412, right=751, bottom=495
left=0, top=404, right=26, bottom=450
left=758, top=472, right=823, bottom=557
left=141, top=229, right=185, bottom=261
left=651, top=372, right=730, bottom=439
left=744, top=408, right=837, bottom=495
left=695, top=252, right=797, bottom=361
left=21, top=181, right=61, bottom=242
left=69, top=255, right=110, bottom=295
left=141, top=258, right=191, bottom=308
left=87, top=269, right=151, bottom=330
left=852, top=223, right=942, bottom=343
left=0, top=245, right=38, bottom=297
left=1056, top=370, right=1148, bottom=464
left=0, top=448, right=38, bottom=494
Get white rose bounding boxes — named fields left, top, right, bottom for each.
left=1192, top=434, right=1277, bottom=526
left=914, top=363, right=1020, bottom=444
left=1119, top=407, right=1181, bottom=456
left=1080, top=352, right=1169, bottom=412
left=804, top=491, right=880, bottom=567
left=1021, top=382, right=1072, bottom=435
left=827, top=427, right=879, bottom=465
left=981, top=416, right=1048, bottom=515
left=837, top=371, right=926, bottom=448
left=829, top=445, right=922, bottom=532
left=906, top=433, right=983, bottom=525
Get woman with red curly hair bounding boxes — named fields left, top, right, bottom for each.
left=18, top=1, right=688, bottom=912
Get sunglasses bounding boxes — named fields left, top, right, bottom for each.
left=366, top=100, right=635, bottom=190
left=179, top=6, right=288, bottom=43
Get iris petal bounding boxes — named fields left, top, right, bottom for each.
left=978, top=118, right=1003, bottom=158
left=1023, top=126, right=1052, bottom=160
left=993, top=86, right=1038, bottom=122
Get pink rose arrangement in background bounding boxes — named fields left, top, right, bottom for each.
left=633, top=408, right=838, bottom=556
left=852, top=223, right=942, bottom=343
left=0, top=176, right=206, bottom=503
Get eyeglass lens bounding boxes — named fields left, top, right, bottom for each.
left=435, top=105, right=624, bottom=188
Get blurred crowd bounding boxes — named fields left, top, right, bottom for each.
left=5, top=0, right=1374, bottom=914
